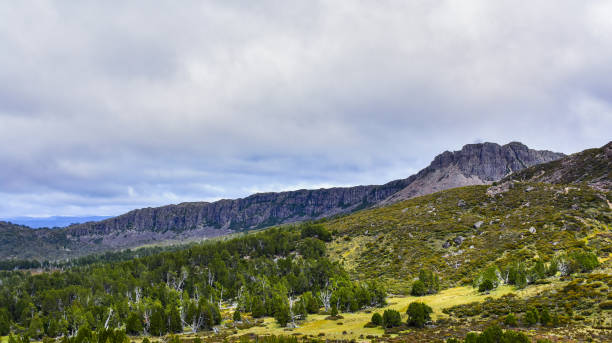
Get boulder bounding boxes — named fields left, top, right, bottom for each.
left=474, top=221, right=484, bottom=229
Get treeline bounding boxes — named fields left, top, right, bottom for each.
left=0, top=245, right=180, bottom=271
left=0, top=223, right=385, bottom=339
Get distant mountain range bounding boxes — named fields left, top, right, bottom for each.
left=1, top=216, right=113, bottom=229
left=0, top=141, right=567, bottom=260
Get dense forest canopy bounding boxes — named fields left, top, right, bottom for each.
left=0, top=223, right=385, bottom=339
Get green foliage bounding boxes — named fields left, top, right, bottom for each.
left=125, top=312, right=143, bottom=335
left=167, top=305, right=183, bottom=333
left=478, top=279, right=494, bottom=293
left=149, top=304, right=166, bottom=336
left=539, top=307, right=551, bottom=326
left=382, top=309, right=402, bottom=328
left=503, top=313, right=517, bottom=327
left=418, top=269, right=440, bottom=294
left=410, top=280, right=426, bottom=296
left=465, top=325, right=529, bottom=343
left=233, top=310, right=242, bottom=322
left=474, top=266, right=500, bottom=292
left=274, top=302, right=291, bottom=327
left=0, top=223, right=357, bottom=337
left=0, top=308, right=10, bottom=335
left=299, top=291, right=320, bottom=314
left=406, top=302, right=432, bottom=328
left=566, top=251, right=599, bottom=274
left=300, top=223, right=332, bottom=242
left=523, top=307, right=539, bottom=326
left=411, top=269, right=441, bottom=296
left=330, top=304, right=338, bottom=317
left=371, top=312, right=382, bottom=326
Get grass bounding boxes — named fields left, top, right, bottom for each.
left=236, top=285, right=523, bottom=339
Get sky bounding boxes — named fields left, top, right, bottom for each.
left=0, top=1, right=611, bottom=218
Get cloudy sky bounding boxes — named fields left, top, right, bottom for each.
left=0, top=1, right=611, bottom=218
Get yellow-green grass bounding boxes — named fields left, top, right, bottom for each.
left=235, top=285, right=541, bottom=340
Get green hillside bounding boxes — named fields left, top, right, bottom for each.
left=325, top=182, right=611, bottom=291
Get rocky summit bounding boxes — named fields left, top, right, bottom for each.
left=380, top=141, right=564, bottom=204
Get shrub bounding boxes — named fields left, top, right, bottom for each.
left=503, top=313, right=518, bottom=327
left=330, top=305, right=338, bottom=317
left=411, top=280, right=426, bottom=296
left=233, top=310, right=242, bottom=322
left=599, top=301, right=612, bottom=310
left=382, top=309, right=402, bottom=328
left=540, top=308, right=551, bottom=326
left=478, top=279, right=494, bottom=293
left=371, top=313, right=382, bottom=326
left=523, top=307, right=539, bottom=326
left=466, top=325, right=529, bottom=343
left=406, top=302, right=433, bottom=328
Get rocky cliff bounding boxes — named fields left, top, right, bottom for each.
left=380, top=142, right=564, bottom=204
left=0, top=141, right=564, bottom=260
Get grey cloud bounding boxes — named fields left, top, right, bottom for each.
left=0, top=1, right=610, bottom=217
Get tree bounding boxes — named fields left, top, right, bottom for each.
left=417, top=269, right=440, bottom=294
left=382, top=309, right=402, bottom=328
left=478, top=279, right=494, bottom=293
left=330, top=304, right=338, bottom=317
left=167, top=305, right=183, bottom=333
left=0, top=308, right=10, bottom=335
left=410, top=280, right=426, bottom=296
left=300, top=292, right=320, bottom=314
left=149, top=304, right=166, bottom=336
left=371, top=313, right=382, bottom=326
left=251, top=297, right=266, bottom=318
left=126, top=312, right=143, bottom=335
left=406, top=302, right=432, bottom=328
left=274, top=303, right=291, bottom=327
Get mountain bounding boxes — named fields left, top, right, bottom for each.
left=379, top=141, right=564, bottom=204
left=507, top=141, right=612, bottom=191
left=0, top=141, right=564, bottom=260
left=2, top=216, right=113, bottom=229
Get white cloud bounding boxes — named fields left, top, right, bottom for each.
left=0, top=1, right=610, bottom=217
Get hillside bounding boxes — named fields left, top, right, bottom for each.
left=0, top=142, right=563, bottom=261
left=326, top=182, right=611, bottom=291
left=508, top=141, right=612, bottom=191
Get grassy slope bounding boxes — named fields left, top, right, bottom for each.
left=324, top=182, right=611, bottom=292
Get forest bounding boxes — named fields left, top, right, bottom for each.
left=0, top=223, right=385, bottom=340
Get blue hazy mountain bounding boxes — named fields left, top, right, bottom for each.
left=2, top=216, right=112, bottom=229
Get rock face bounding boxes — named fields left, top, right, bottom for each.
left=67, top=180, right=412, bottom=236
left=0, top=141, right=564, bottom=260
left=380, top=142, right=564, bottom=204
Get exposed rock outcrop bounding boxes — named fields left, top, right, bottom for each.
left=379, top=142, right=564, bottom=204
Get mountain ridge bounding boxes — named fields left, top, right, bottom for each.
left=0, top=141, right=564, bottom=260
